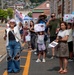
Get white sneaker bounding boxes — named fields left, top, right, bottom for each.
left=50, top=56, right=54, bottom=59
left=36, top=59, right=41, bottom=62
left=42, top=59, right=46, bottom=62
left=34, top=52, right=37, bottom=55
left=33, top=49, right=37, bottom=51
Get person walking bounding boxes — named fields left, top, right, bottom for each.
left=47, top=13, right=61, bottom=59
left=4, top=19, right=21, bottom=73
left=55, top=22, right=69, bottom=74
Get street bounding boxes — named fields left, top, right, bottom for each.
left=0, top=27, right=74, bottom=75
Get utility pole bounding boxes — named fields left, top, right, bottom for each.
left=62, top=0, right=64, bottom=21
left=1, top=0, right=3, bottom=9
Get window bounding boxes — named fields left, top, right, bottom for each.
left=46, top=3, right=49, bottom=8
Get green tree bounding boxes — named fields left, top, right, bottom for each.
left=3, top=11, right=8, bottom=19
left=0, top=9, right=5, bottom=23
left=0, top=9, right=4, bottom=18
left=7, top=8, right=13, bottom=19
left=27, top=12, right=32, bottom=17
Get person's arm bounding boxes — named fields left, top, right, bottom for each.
left=55, top=35, right=68, bottom=42
left=59, top=35, right=69, bottom=42
left=46, top=18, right=52, bottom=27
left=30, top=29, right=34, bottom=32
left=29, top=27, right=34, bottom=32
left=55, top=36, right=59, bottom=42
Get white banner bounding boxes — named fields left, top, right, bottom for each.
left=64, top=14, right=74, bottom=23
left=34, top=24, right=45, bottom=32
left=15, top=9, right=25, bottom=24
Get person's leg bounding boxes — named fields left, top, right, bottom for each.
left=52, top=47, right=55, bottom=57
left=58, top=57, right=63, bottom=73
left=36, top=44, right=41, bottom=62
left=31, top=34, right=36, bottom=50
left=43, top=51, right=46, bottom=59
left=36, top=51, right=41, bottom=62
left=7, top=45, right=13, bottom=73
left=69, top=41, right=73, bottom=59
left=7, top=41, right=15, bottom=73
left=63, top=57, right=68, bottom=72
left=50, top=37, right=56, bottom=59
left=42, top=51, right=46, bottom=62
left=60, top=57, right=68, bottom=74
left=38, top=52, right=41, bottom=59
left=13, top=41, right=21, bottom=73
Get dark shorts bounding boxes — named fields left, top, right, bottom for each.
left=20, top=29, right=23, bottom=34
left=68, top=41, right=73, bottom=52
left=50, top=36, right=56, bottom=43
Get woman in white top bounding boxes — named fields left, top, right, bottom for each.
left=4, top=19, right=21, bottom=73
left=67, top=23, right=73, bottom=61
left=56, top=22, right=69, bottom=74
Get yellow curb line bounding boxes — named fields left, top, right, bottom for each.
left=22, top=50, right=31, bottom=75
left=3, top=70, right=8, bottom=75
left=3, top=50, right=31, bottom=75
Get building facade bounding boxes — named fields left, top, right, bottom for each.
left=50, top=0, right=74, bottom=18
left=32, top=0, right=50, bottom=18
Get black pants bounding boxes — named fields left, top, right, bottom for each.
left=68, top=41, right=73, bottom=52
left=31, top=34, right=36, bottom=50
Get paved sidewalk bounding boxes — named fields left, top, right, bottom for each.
left=0, top=27, right=6, bottom=57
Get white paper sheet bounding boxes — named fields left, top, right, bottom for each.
left=48, top=41, right=58, bottom=48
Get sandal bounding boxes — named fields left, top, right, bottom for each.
left=60, top=70, right=68, bottom=74
left=58, top=70, right=63, bottom=73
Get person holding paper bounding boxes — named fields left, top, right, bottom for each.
left=47, top=13, right=61, bottom=59
left=55, top=22, right=69, bottom=74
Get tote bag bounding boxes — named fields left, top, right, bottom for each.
left=25, top=35, right=31, bottom=42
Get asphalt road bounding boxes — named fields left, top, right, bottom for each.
left=0, top=27, right=74, bottom=75
left=0, top=46, right=74, bottom=75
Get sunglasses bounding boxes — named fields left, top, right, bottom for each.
left=51, top=15, right=55, bottom=18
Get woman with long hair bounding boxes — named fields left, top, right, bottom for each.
left=30, top=21, right=36, bottom=51
left=56, top=22, right=69, bottom=74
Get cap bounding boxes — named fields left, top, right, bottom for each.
left=10, top=19, right=16, bottom=23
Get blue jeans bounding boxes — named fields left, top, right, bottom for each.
left=6, top=40, right=21, bottom=73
